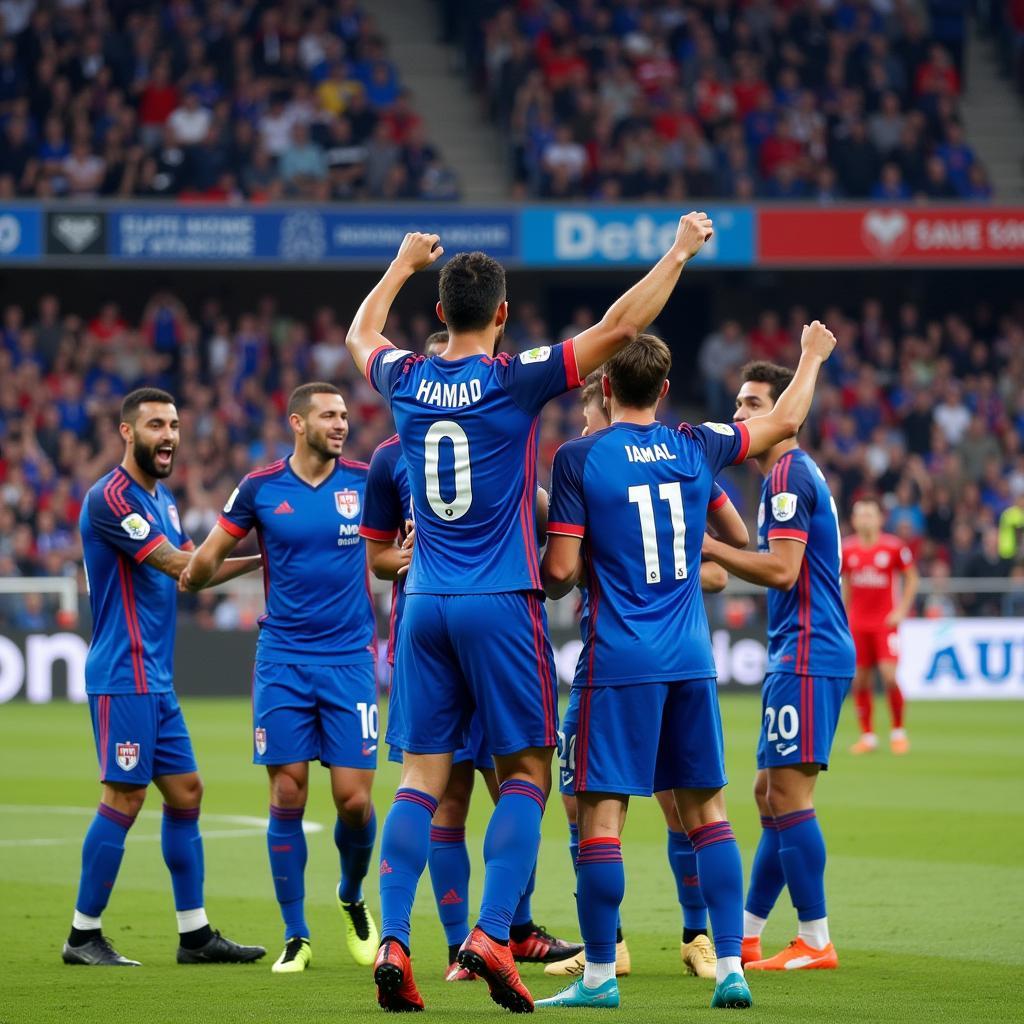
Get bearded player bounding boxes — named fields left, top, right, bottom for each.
left=65, top=388, right=264, bottom=967
left=182, top=384, right=380, bottom=974
left=702, top=350, right=854, bottom=972
left=842, top=496, right=918, bottom=755
left=347, top=213, right=713, bottom=1012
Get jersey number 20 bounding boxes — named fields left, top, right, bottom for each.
left=424, top=420, right=472, bottom=521
left=629, top=482, right=687, bottom=584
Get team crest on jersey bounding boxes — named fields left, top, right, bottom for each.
left=168, top=505, right=181, bottom=533
left=874, top=551, right=890, bottom=568
left=335, top=490, right=360, bottom=519
left=254, top=728, right=267, bottom=755
left=771, top=492, right=798, bottom=522
left=120, top=513, right=150, bottom=540
left=702, top=421, right=734, bottom=436
left=519, top=346, right=551, bottom=364
left=115, top=742, right=140, bottom=771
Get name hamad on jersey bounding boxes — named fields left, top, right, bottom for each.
left=365, top=340, right=582, bottom=595
left=217, top=456, right=376, bottom=665
left=80, top=466, right=192, bottom=695
left=842, top=533, right=914, bottom=629
left=548, top=419, right=750, bottom=686
left=757, top=449, right=856, bottom=678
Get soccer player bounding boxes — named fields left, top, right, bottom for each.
left=841, top=496, right=918, bottom=755
left=702, top=352, right=854, bottom=972
left=545, top=373, right=750, bottom=984
left=538, top=327, right=833, bottom=1009
left=346, top=213, right=713, bottom=1012
left=361, top=331, right=582, bottom=978
left=180, top=383, right=380, bottom=974
left=65, top=387, right=265, bottom=967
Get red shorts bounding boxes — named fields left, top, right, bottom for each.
left=852, top=627, right=898, bottom=669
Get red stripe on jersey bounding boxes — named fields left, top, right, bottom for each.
left=339, top=457, right=370, bottom=470
left=386, top=581, right=399, bottom=666
left=364, top=344, right=395, bottom=388
left=359, top=525, right=399, bottom=542
left=767, top=528, right=808, bottom=544
left=708, top=490, right=729, bottom=512
left=374, top=433, right=401, bottom=453
left=562, top=338, right=583, bottom=389
left=731, top=421, right=751, bottom=464
left=181, top=539, right=195, bottom=552
left=547, top=521, right=585, bottom=538
left=116, top=553, right=148, bottom=694
left=105, top=472, right=132, bottom=516
left=576, top=686, right=593, bottom=791
left=584, top=546, right=601, bottom=688
left=797, top=559, right=812, bottom=675
left=217, top=515, right=248, bottom=539
left=134, top=534, right=168, bottom=563
left=527, top=593, right=557, bottom=746
left=362, top=562, right=376, bottom=657
left=779, top=452, right=793, bottom=490
left=255, top=526, right=270, bottom=603
left=99, top=695, right=109, bottom=779
left=518, top=419, right=542, bottom=588
left=246, top=459, right=286, bottom=480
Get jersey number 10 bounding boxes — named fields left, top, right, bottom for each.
left=628, top=482, right=688, bottom=585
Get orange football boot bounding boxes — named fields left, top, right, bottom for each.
left=850, top=734, right=878, bottom=755
left=740, top=936, right=763, bottom=965
left=890, top=733, right=910, bottom=755
left=373, top=939, right=424, bottom=1012
left=457, top=927, right=534, bottom=1013
left=746, top=937, right=839, bottom=971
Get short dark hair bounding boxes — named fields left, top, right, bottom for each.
left=852, top=494, right=883, bottom=512
left=288, top=382, right=343, bottom=418
left=424, top=331, right=448, bottom=353
left=580, top=369, right=603, bottom=408
left=740, top=360, right=794, bottom=404
left=604, top=333, right=671, bottom=409
left=438, top=251, right=506, bottom=331
left=121, top=387, right=175, bottom=424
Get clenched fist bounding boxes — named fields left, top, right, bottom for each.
left=394, top=232, right=444, bottom=273
left=800, top=320, right=837, bottom=362
left=672, top=211, right=714, bottom=260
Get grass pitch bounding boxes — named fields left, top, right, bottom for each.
left=0, top=695, right=1021, bottom=1024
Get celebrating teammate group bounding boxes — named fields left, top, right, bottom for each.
left=64, top=212, right=917, bottom=1015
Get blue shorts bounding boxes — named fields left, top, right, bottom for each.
left=253, top=660, right=378, bottom=769
left=756, top=673, right=852, bottom=770
left=89, top=691, right=197, bottom=786
left=388, top=592, right=558, bottom=757
left=388, top=713, right=493, bottom=770
left=559, top=679, right=726, bottom=797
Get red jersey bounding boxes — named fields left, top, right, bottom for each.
left=841, top=533, right=914, bottom=629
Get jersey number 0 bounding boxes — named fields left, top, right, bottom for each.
left=424, top=420, right=473, bottom=521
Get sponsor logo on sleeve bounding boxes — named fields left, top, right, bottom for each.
left=702, top=421, right=735, bottom=435
left=223, top=487, right=239, bottom=513
left=771, top=492, right=798, bottom=522
left=120, top=513, right=151, bottom=540
left=381, top=348, right=411, bottom=366
left=520, top=346, right=551, bottom=364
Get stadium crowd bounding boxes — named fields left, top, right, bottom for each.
left=457, top=0, right=991, bottom=201
left=0, top=0, right=459, bottom=202
left=1, top=286, right=1023, bottom=629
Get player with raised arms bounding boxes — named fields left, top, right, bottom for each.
left=841, top=496, right=918, bottom=755
left=539, top=326, right=835, bottom=1009
left=181, top=384, right=380, bottom=974
left=346, top=212, right=713, bottom=1012
left=545, top=373, right=750, bottom=984
left=65, top=388, right=265, bottom=967
left=361, top=332, right=583, bottom=981
left=702, top=354, right=854, bottom=971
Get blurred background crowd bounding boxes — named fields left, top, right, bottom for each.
left=0, top=0, right=459, bottom=202
left=1, top=287, right=1023, bottom=629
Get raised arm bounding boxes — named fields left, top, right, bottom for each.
left=741, top=321, right=837, bottom=458
left=346, top=232, right=444, bottom=376
left=572, top=211, right=713, bottom=378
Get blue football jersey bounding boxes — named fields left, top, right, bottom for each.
left=549, top=420, right=750, bottom=686
left=757, top=448, right=855, bottom=678
left=80, top=466, right=191, bottom=695
left=367, top=340, right=583, bottom=594
left=218, top=456, right=376, bottom=665
left=359, top=434, right=412, bottom=665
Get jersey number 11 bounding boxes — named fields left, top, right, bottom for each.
left=628, top=482, right=687, bottom=585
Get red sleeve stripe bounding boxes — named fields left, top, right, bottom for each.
left=732, top=421, right=751, bottom=464
left=216, top=515, right=248, bottom=539
left=104, top=473, right=131, bottom=517
left=563, top=338, right=583, bottom=390
left=364, top=344, right=394, bottom=389
left=359, top=525, right=399, bottom=542
left=134, top=534, right=168, bottom=563
left=547, top=521, right=585, bottom=538
left=768, top=528, right=808, bottom=544
left=708, top=491, right=728, bottom=512
left=180, top=539, right=195, bottom=552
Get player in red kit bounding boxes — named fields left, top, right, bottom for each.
left=841, top=497, right=919, bottom=755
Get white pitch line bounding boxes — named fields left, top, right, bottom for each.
left=0, top=804, right=324, bottom=848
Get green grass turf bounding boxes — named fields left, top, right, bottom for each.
left=1, top=695, right=1022, bottom=1023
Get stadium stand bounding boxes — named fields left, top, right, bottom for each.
left=452, top=0, right=992, bottom=200
left=1, top=290, right=1022, bottom=627
left=0, top=1, right=458, bottom=201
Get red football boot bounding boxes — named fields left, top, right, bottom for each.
left=373, top=939, right=424, bottom=1013
left=457, top=927, right=534, bottom=1013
